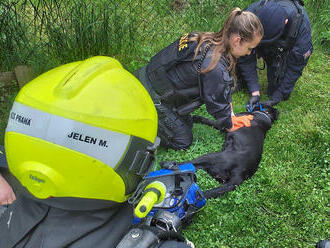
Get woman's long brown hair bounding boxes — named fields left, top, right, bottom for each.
left=191, top=8, right=263, bottom=75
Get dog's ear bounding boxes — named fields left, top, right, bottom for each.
left=266, top=106, right=279, bottom=122
left=258, top=104, right=279, bottom=122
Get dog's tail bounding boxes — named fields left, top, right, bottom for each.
left=203, top=176, right=244, bottom=199
left=192, top=115, right=221, bottom=130
left=203, top=184, right=236, bottom=199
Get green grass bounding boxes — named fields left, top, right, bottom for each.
left=0, top=0, right=329, bottom=247
left=148, top=48, right=330, bottom=248
left=155, top=49, right=328, bottom=248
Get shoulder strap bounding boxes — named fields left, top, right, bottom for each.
left=281, top=0, right=304, bottom=48
left=196, top=44, right=211, bottom=101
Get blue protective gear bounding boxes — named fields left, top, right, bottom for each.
left=246, top=95, right=261, bottom=112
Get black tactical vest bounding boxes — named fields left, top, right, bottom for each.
left=146, top=33, right=200, bottom=95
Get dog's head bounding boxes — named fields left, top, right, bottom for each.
left=251, top=103, right=279, bottom=123
left=235, top=103, right=279, bottom=132
left=248, top=103, right=279, bottom=131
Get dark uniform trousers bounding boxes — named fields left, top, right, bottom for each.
left=134, top=66, right=193, bottom=150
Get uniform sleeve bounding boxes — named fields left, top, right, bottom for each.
left=237, top=50, right=260, bottom=93
left=272, top=16, right=313, bottom=100
left=201, top=64, right=233, bottom=130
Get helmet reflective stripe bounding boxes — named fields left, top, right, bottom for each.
left=6, top=101, right=131, bottom=169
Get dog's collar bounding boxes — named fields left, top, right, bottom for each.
left=253, top=111, right=272, bottom=123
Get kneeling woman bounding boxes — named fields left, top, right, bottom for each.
left=135, top=8, right=263, bottom=150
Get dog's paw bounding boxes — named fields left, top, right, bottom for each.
left=160, top=161, right=178, bottom=169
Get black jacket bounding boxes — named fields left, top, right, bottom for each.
left=146, top=42, right=233, bottom=130
left=237, top=0, right=313, bottom=100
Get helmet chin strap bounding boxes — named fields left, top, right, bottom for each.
left=127, top=137, right=161, bottom=177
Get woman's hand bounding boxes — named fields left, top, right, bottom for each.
left=0, top=174, right=16, bottom=205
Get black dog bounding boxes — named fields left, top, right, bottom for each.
left=186, top=104, right=279, bottom=199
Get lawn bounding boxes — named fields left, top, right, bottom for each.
left=155, top=49, right=329, bottom=247
left=0, top=0, right=329, bottom=247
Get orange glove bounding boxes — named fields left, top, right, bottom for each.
left=228, top=115, right=254, bottom=132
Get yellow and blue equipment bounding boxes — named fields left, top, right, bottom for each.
left=130, top=163, right=206, bottom=224
left=134, top=181, right=166, bottom=218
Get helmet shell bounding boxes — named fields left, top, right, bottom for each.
left=5, top=56, right=158, bottom=205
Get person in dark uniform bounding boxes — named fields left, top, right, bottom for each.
left=135, top=8, right=264, bottom=150
left=236, top=0, right=313, bottom=108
